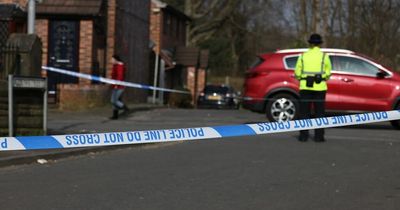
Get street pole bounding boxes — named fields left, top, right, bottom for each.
left=152, top=54, right=159, bottom=104
left=27, top=0, right=36, bottom=34
left=8, top=75, right=13, bottom=137
left=193, top=51, right=201, bottom=108
left=159, top=59, right=165, bottom=105
left=43, top=77, right=48, bottom=135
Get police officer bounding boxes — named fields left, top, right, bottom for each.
left=295, top=33, right=332, bottom=142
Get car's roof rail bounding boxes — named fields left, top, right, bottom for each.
left=276, top=48, right=354, bottom=54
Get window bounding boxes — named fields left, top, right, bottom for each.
left=331, top=56, right=379, bottom=76
left=0, top=21, right=8, bottom=71
left=204, top=85, right=229, bottom=94
left=284, top=56, right=299, bottom=69
left=249, top=57, right=265, bottom=69
left=176, top=19, right=180, bottom=38
left=163, top=13, right=171, bottom=35
left=179, top=21, right=186, bottom=43
left=170, top=16, right=175, bottom=36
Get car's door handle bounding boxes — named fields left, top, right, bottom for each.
left=341, top=78, right=354, bottom=83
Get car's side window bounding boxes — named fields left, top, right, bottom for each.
left=285, top=55, right=334, bottom=71
left=330, top=55, right=379, bottom=76
left=284, top=56, right=299, bottom=69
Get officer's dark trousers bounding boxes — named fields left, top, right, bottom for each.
left=299, top=90, right=326, bottom=140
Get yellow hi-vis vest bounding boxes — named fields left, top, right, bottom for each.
left=295, top=47, right=332, bottom=91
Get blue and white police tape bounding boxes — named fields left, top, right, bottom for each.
left=1, top=110, right=399, bottom=151
left=42, top=66, right=190, bottom=94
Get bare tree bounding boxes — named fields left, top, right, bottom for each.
left=311, top=0, right=320, bottom=33
left=184, top=0, right=241, bottom=46
left=321, top=0, right=329, bottom=45
left=299, top=0, right=308, bottom=42
left=169, top=0, right=400, bottom=73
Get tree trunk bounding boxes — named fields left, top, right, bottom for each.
left=346, top=0, right=356, bottom=48
left=321, top=0, right=329, bottom=46
left=300, top=0, right=308, bottom=42
left=311, top=0, right=320, bottom=33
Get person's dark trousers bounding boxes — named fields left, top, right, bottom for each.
left=299, top=90, right=326, bottom=141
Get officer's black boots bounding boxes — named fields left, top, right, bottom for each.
left=298, top=136, right=308, bottom=142
left=298, top=135, right=326, bottom=142
left=298, top=130, right=309, bottom=142
left=314, top=129, right=325, bottom=142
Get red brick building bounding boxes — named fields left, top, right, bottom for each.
left=150, top=0, right=207, bottom=105
left=0, top=0, right=150, bottom=110
left=1, top=0, right=208, bottom=108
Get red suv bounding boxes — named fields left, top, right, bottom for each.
left=243, top=48, right=400, bottom=129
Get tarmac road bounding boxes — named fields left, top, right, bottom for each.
left=0, top=106, right=399, bottom=209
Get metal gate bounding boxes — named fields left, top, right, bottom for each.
left=0, top=21, right=9, bottom=73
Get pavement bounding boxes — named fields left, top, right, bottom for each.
left=0, top=103, right=164, bottom=168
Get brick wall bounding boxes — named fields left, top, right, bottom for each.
left=0, top=0, right=27, bottom=6
left=106, top=0, right=116, bottom=79
left=187, top=67, right=205, bottom=105
left=35, top=19, right=48, bottom=77
left=79, top=20, right=93, bottom=85
left=58, top=84, right=110, bottom=110
left=150, top=2, right=161, bottom=54
left=150, top=2, right=187, bottom=54
left=0, top=80, right=47, bottom=136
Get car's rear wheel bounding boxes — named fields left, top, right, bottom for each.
left=390, top=103, right=400, bottom=129
left=265, top=93, right=299, bottom=122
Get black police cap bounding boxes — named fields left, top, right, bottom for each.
left=308, top=33, right=323, bottom=44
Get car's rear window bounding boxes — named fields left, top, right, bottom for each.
left=204, top=86, right=229, bottom=94
left=249, top=57, right=264, bottom=69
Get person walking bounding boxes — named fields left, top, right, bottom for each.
left=110, top=54, right=129, bottom=120
left=295, top=33, right=332, bottom=142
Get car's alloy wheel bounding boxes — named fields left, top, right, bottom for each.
left=265, top=94, right=299, bottom=122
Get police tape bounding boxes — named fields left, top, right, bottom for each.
left=1, top=110, right=399, bottom=151
left=42, top=66, right=190, bottom=94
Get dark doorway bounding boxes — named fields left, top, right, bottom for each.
left=47, top=20, right=79, bottom=93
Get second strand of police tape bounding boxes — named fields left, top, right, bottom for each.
left=1, top=110, right=399, bottom=151
left=42, top=66, right=190, bottom=94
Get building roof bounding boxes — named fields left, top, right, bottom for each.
left=36, top=0, right=102, bottom=16
left=160, top=49, right=175, bottom=70
left=0, top=4, right=25, bottom=20
left=151, top=0, right=190, bottom=21
left=152, top=0, right=167, bottom=8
